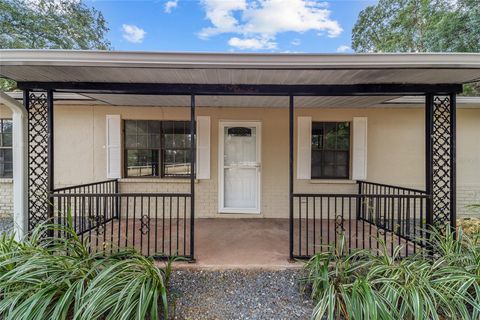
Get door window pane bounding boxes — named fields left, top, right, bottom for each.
left=224, top=127, right=256, bottom=166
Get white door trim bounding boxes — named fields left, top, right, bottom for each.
left=218, top=121, right=262, bottom=214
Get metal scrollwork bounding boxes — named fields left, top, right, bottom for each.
left=140, top=215, right=150, bottom=235
left=432, top=96, right=453, bottom=229
left=28, top=92, right=49, bottom=231
left=95, top=215, right=105, bottom=235
left=335, top=215, right=345, bottom=235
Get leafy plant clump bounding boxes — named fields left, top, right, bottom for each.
left=0, top=214, right=171, bottom=320
left=302, top=230, right=480, bottom=320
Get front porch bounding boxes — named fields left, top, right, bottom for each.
left=30, top=89, right=457, bottom=264
left=1, top=51, right=469, bottom=264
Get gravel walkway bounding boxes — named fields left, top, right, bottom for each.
left=169, top=269, right=314, bottom=320
left=0, top=217, right=13, bottom=235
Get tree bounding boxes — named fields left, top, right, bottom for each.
left=352, top=0, right=480, bottom=53
left=352, top=0, right=480, bottom=94
left=0, top=0, right=111, bottom=90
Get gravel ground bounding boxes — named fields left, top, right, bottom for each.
left=169, top=269, right=314, bottom=320
left=0, top=217, right=13, bottom=235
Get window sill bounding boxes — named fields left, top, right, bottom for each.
left=119, top=178, right=198, bottom=184
left=0, top=178, right=13, bottom=183
left=309, top=179, right=357, bottom=184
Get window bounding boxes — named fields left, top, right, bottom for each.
left=0, top=119, right=13, bottom=178
left=124, top=120, right=191, bottom=178
left=311, top=122, right=350, bottom=179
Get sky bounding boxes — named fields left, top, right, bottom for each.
left=88, top=0, right=378, bottom=53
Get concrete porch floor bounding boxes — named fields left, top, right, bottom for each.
left=192, top=218, right=293, bottom=269
left=92, top=217, right=414, bottom=269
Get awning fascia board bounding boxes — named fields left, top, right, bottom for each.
left=2, top=50, right=480, bottom=69
left=17, top=82, right=463, bottom=96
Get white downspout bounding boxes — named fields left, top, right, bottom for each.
left=0, top=92, right=28, bottom=240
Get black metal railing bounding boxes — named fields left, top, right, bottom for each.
left=53, top=179, right=119, bottom=195
left=51, top=181, right=193, bottom=259
left=292, top=182, right=429, bottom=259
left=52, top=180, right=119, bottom=234
left=358, top=181, right=428, bottom=243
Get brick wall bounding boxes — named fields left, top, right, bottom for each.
left=0, top=179, right=13, bottom=218
left=457, top=185, right=480, bottom=217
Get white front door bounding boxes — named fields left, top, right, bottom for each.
left=219, top=121, right=261, bottom=214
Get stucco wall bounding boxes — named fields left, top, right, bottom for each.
left=48, top=104, right=480, bottom=218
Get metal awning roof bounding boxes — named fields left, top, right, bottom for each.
left=1, top=50, right=480, bottom=86
left=1, top=50, right=479, bottom=109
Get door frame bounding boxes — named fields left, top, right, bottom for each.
left=218, top=120, right=262, bottom=214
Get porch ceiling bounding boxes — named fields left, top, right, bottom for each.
left=81, top=94, right=398, bottom=108
left=1, top=50, right=480, bottom=87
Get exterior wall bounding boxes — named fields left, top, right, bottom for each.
left=1, top=101, right=479, bottom=219
left=456, top=109, right=480, bottom=216
left=0, top=179, right=13, bottom=218
left=49, top=104, right=480, bottom=219
left=0, top=106, right=13, bottom=218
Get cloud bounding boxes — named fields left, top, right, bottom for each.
left=336, top=45, right=351, bottom=53
left=122, top=24, right=146, bottom=43
left=198, top=0, right=247, bottom=39
left=228, top=37, right=277, bottom=50
left=165, top=0, right=179, bottom=13
left=199, top=0, right=342, bottom=50
left=291, top=38, right=301, bottom=46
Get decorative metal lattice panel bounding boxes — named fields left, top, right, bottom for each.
left=432, top=96, right=454, bottom=228
left=28, top=92, right=49, bottom=231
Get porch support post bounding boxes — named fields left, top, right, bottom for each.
left=190, top=94, right=196, bottom=260
left=289, top=95, right=294, bottom=260
left=425, top=93, right=457, bottom=237
left=449, top=94, right=457, bottom=232
left=26, top=91, right=50, bottom=231
left=425, top=94, right=434, bottom=231
left=47, top=90, right=54, bottom=231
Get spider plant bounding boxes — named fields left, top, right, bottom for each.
left=303, top=230, right=480, bottom=320
left=301, top=235, right=392, bottom=320
left=0, top=211, right=172, bottom=320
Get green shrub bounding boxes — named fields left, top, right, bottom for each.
left=302, top=229, right=480, bottom=320
left=0, top=214, right=171, bottom=320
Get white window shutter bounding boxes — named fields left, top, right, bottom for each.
left=196, top=116, right=210, bottom=179
left=106, top=115, right=122, bottom=179
left=297, top=116, right=312, bottom=180
left=352, top=117, right=368, bottom=181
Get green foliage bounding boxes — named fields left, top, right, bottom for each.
left=0, top=212, right=171, bottom=320
left=352, top=0, right=480, bottom=53
left=352, top=0, right=480, bottom=95
left=302, top=229, right=480, bottom=320
left=0, top=0, right=110, bottom=50
left=0, top=0, right=111, bottom=91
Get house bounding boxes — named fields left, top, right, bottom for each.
left=1, top=50, right=480, bottom=264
